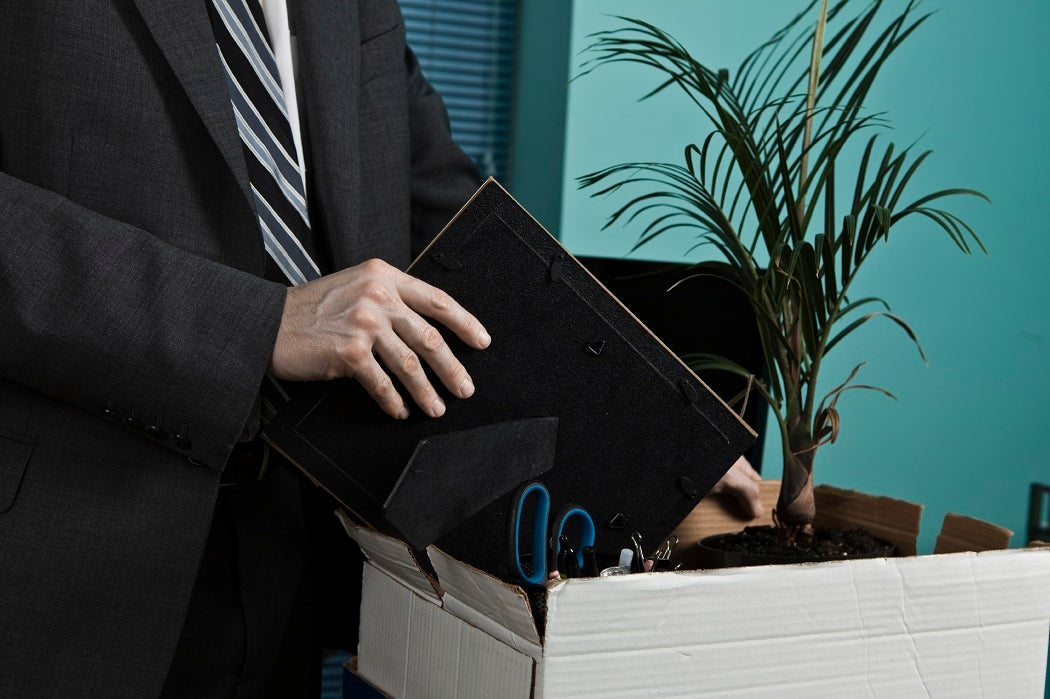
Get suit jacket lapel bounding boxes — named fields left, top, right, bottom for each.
left=129, top=0, right=253, bottom=208
left=130, top=0, right=359, bottom=273
left=292, top=0, right=360, bottom=271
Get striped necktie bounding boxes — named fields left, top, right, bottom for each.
left=206, top=0, right=321, bottom=286
left=207, top=0, right=323, bottom=416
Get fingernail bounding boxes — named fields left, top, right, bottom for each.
left=459, top=378, right=475, bottom=398
left=431, top=398, right=446, bottom=417
left=396, top=406, right=410, bottom=420
left=479, top=330, right=491, bottom=348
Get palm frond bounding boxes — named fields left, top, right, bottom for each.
left=576, top=3, right=987, bottom=522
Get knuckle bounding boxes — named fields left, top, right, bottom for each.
left=419, top=325, right=444, bottom=352
left=399, top=352, right=422, bottom=376
left=449, top=363, right=469, bottom=385
left=360, top=258, right=389, bottom=275
left=361, top=281, right=394, bottom=306
left=371, top=376, right=396, bottom=399
left=348, top=306, right=382, bottom=332
left=429, top=288, right=452, bottom=312
left=338, top=338, right=372, bottom=366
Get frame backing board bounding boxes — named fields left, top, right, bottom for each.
left=265, top=179, right=756, bottom=577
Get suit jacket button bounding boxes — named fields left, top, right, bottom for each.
left=101, top=407, right=121, bottom=421
left=144, top=424, right=165, bottom=439
left=124, top=416, right=143, bottom=431
left=172, top=433, right=192, bottom=450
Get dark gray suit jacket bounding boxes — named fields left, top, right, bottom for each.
left=0, top=0, right=479, bottom=695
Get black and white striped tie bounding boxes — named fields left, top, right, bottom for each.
left=207, top=0, right=322, bottom=415
left=207, top=0, right=321, bottom=286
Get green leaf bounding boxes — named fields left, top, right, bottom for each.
left=825, top=310, right=927, bottom=362
left=840, top=214, right=856, bottom=284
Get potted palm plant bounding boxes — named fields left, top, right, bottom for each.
left=578, top=0, right=986, bottom=552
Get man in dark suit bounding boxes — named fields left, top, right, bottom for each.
left=0, top=0, right=487, bottom=695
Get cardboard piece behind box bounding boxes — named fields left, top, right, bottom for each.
left=346, top=486, right=1050, bottom=698
left=265, top=179, right=755, bottom=576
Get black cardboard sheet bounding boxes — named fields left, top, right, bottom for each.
left=264, top=179, right=756, bottom=578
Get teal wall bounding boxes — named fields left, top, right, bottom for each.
left=507, top=0, right=572, bottom=232
left=513, top=0, right=1050, bottom=555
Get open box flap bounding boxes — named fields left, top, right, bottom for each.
left=339, top=512, right=441, bottom=604
left=935, top=512, right=1013, bottom=554
left=427, top=545, right=543, bottom=659
left=814, top=484, right=923, bottom=556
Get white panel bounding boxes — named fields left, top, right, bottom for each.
left=357, top=564, right=418, bottom=698
left=358, top=563, right=535, bottom=698
left=537, top=549, right=1050, bottom=698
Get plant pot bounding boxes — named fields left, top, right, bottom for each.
left=697, top=526, right=897, bottom=569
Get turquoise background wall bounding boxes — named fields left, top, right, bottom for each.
left=512, top=0, right=1050, bottom=555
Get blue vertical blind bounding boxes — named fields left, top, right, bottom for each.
left=400, top=0, right=518, bottom=181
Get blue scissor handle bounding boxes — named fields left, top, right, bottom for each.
left=551, top=504, right=596, bottom=571
left=509, top=481, right=551, bottom=585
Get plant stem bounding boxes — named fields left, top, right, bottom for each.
left=798, top=0, right=829, bottom=222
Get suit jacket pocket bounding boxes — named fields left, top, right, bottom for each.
left=0, top=431, right=34, bottom=514
left=360, top=20, right=405, bottom=86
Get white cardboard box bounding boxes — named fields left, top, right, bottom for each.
left=342, top=486, right=1050, bottom=698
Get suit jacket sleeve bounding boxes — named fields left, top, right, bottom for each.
left=0, top=0, right=481, bottom=470
left=0, top=171, right=285, bottom=469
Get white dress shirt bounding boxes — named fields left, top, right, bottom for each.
left=259, top=0, right=307, bottom=189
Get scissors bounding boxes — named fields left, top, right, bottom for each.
left=507, top=480, right=596, bottom=585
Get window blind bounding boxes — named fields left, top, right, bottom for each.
left=400, top=0, right=518, bottom=181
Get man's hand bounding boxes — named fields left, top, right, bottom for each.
left=709, top=456, right=764, bottom=519
left=269, top=259, right=491, bottom=419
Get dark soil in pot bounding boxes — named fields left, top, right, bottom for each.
left=698, top=525, right=896, bottom=568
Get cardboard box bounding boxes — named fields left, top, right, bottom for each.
left=342, top=484, right=1050, bottom=698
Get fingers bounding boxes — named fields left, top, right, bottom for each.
left=369, top=266, right=486, bottom=417
left=388, top=313, right=475, bottom=400
left=395, top=275, right=491, bottom=350
left=351, top=353, right=410, bottom=421
left=710, top=456, right=764, bottom=519
left=735, top=456, right=762, bottom=482
left=374, top=330, right=459, bottom=419
left=733, top=476, right=764, bottom=519
left=269, top=259, right=490, bottom=419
